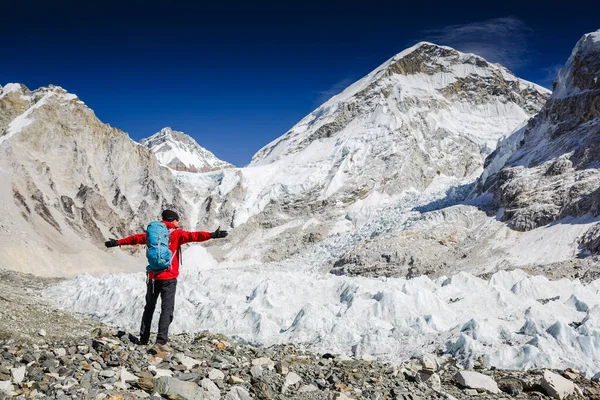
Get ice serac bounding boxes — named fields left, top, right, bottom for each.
left=480, top=30, right=600, bottom=233
left=0, top=84, right=188, bottom=276
left=199, top=42, right=549, bottom=262
left=141, top=127, right=234, bottom=173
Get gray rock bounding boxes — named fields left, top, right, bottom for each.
left=175, top=353, right=201, bottom=370
left=200, top=378, right=221, bottom=400
left=154, top=376, right=205, bottom=400
left=225, top=386, right=252, bottom=400
left=10, top=365, right=25, bottom=383
left=119, top=367, right=138, bottom=382
left=497, top=377, right=523, bottom=395
left=250, top=365, right=263, bottom=378
left=283, top=371, right=302, bottom=391
left=208, top=368, right=225, bottom=381
left=298, top=384, right=318, bottom=393
left=53, top=348, right=67, bottom=357
left=454, top=370, right=500, bottom=394
left=252, top=357, right=275, bottom=370
left=99, top=369, right=116, bottom=378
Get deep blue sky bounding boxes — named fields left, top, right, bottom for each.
left=2, top=1, right=598, bottom=166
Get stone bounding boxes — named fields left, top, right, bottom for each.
left=497, top=378, right=523, bottom=395
left=175, top=353, right=201, bottom=370
left=330, top=393, right=353, bottom=400
left=119, top=367, right=138, bottom=382
left=53, top=348, right=67, bottom=357
left=275, top=362, right=288, bottom=375
left=11, top=365, right=26, bottom=383
left=227, top=375, right=244, bottom=384
left=154, top=376, right=205, bottom=400
left=100, top=369, right=116, bottom=378
left=201, top=378, right=221, bottom=400
left=252, top=357, right=275, bottom=370
left=562, top=369, right=579, bottom=381
left=0, top=381, right=14, bottom=395
left=541, top=370, right=575, bottom=399
left=463, top=388, right=478, bottom=395
left=299, top=384, right=319, bottom=393
left=39, top=329, right=46, bottom=337
left=154, top=369, right=173, bottom=378
left=251, top=379, right=275, bottom=399
left=136, top=377, right=154, bottom=392
left=250, top=365, right=263, bottom=378
left=454, top=370, right=500, bottom=394
left=420, top=355, right=437, bottom=373
left=225, top=386, right=252, bottom=400
left=284, top=371, right=302, bottom=390
left=131, top=390, right=151, bottom=398
left=208, top=368, right=225, bottom=381
left=421, top=372, right=441, bottom=391
left=177, top=372, right=201, bottom=381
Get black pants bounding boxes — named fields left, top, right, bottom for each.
left=140, top=279, right=177, bottom=345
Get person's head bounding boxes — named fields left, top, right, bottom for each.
left=161, top=209, right=180, bottom=228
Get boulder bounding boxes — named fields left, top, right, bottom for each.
left=541, top=370, right=574, bottom=399
left=154, top=376, right=205, bottom=400
left=208, top=368, right=225, bottom=381
left=225, top=386, right=252, bottom=400
left=454, top=370, right=500, bottom=394
left=201, top=378, right=221, bottom=400
left=175, top=353, right=201, bottom=370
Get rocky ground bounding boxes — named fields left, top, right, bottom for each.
left=1, top=268, right=600, bottom=399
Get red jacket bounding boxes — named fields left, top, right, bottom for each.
left=118, top=220, right=212, bottom=280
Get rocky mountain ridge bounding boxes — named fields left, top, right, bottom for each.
left=0, top=83, right=186, bottom=276
left=480, top=31, right=600, bottom=232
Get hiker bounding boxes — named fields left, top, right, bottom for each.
left=104, top=209, right=228, bottom=353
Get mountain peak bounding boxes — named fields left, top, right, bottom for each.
left=384, top=41, right=494, bottom=78
left=553, top=30, right=600, bottom=99
left=141, top=127, right=234, bottom=173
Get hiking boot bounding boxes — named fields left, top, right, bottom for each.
left=149, top=343, right=172, bottom=354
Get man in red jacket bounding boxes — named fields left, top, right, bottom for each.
left=105, top=209, right=228, bottom=352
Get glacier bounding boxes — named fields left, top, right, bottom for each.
left=45, top=187, right=600, bottom=377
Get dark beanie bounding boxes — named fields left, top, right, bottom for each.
left=161, top=209, right=180, bottom=222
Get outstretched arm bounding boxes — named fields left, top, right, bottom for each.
left=177, top=230, right=212, bottom=246
left=177, top=227, right=228, bottom=246
left=105, top=233, right=147, bottom=247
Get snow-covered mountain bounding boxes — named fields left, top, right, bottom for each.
left=0, top=84, right=187, bottom=276
left=141, top=127, right=234, bottom=173
left=194, top=42, right=550, bottom=263
left=332, top=31, right=600, bottom=279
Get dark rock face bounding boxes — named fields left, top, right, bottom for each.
left=580, top=223, right=600, bottom=255
left=485, top=32, right=600, bottom=231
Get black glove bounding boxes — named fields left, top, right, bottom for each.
left=210, top=226, right=228, bottom=239
left=104, top=239, right=119, bottom=248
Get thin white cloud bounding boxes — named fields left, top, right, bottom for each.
left=313, top=78, right=355, bottom=106
left=422, top=17, right=533, bottom=70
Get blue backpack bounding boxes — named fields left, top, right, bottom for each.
left=145, top=221, right=175, bottom=273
